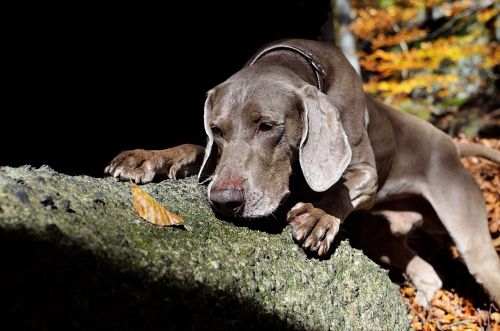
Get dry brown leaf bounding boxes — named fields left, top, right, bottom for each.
left=403, top=286, right=416, bottom=297
left=411, top=321, right=422, bottom=330
left=491, top=223, right=500, bottom=234
left=131, top=184, right=183, bottom=226
left=432, top=308, right=446, bottom=318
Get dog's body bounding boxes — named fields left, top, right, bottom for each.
left=105, top=39, right=500, bottom=306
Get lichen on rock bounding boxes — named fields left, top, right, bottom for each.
left=0, top=165, right=409, bottom=330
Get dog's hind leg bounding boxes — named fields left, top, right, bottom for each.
left=422, top=160, right=500, bottom=306
left=348, top=210, right=442, bottom=306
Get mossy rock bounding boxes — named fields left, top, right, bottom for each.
left=0, top=166, right=409, bottom=330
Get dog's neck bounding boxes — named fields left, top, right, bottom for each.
left=247, top=44, right=327, bottom=93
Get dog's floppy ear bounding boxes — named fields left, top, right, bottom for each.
left=298, top=86, right=352, bottom=192
left=198, top=91, right=218, bottom=183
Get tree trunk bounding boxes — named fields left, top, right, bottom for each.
left=334, top=0, right=361, bottom=75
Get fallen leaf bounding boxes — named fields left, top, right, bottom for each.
left=131, top=184, right=183, bottom=226
left=411, top=321, right=422, bottom=330
left=403, top=286, right=415, bottom=296
left=432, top=308, right=446, bottom=318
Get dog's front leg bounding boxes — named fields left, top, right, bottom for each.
left=339, top=131, right=379, bottom=214
left=105, top=144, right=205, bottom=183
left=288, top=134, right=378, bottom=256
left=286, top=167, right=376, bottom=256
left=339, top=163, right=378, bottom=213
left=287, top=202, right=341, bottom=256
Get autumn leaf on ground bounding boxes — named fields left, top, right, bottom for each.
left=131, top=184, right=183, bottom=226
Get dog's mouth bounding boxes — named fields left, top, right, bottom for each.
left=211, top=189, right=291, bottom=220
left=211, top=191, right=292, bottom=235
left=211, top=201, right=244, bottom=218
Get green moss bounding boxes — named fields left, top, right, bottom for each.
left=0, top=166, right=410, bottom=330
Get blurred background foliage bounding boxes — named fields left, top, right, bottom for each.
left=338, top=0, right=499, bottom=136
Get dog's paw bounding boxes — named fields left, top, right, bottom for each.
left=287, top=202, right=340, bottom=256
left=104, top=149, right=160, bottom=184
left=105, top=145, right=205, bottom=184
left=406, top=256, right=443, bottom=307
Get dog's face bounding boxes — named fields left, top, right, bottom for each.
left=198, top=72, right=351, bottom=218
left=201, top=76, right=303, bottom=218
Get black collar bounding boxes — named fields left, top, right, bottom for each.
left=248, top=44, right=327, bottom=93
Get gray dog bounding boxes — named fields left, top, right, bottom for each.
left=105, top=39, right=500, bottom=306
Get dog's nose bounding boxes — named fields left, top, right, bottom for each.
left=210, top=188, right=244, bottom=214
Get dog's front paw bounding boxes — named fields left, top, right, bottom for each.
left=287, top=202, right=340, bottom=256
left=104, top=149, right=160, bottom=183
left=105, top=145, right=205, bottom=184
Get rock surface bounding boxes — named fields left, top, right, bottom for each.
left=0, top=166, right=409, bottom=330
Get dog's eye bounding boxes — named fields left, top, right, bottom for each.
left=211, top=126, right=223, bottom=138
left=258, top=122, right=274, bottom=133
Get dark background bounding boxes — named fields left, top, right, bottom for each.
left=3, top=0, right=330, bottom=177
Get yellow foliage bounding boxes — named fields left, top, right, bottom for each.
left=350, top=7, right=419, bottom=40
left=477, top=7, right=498, bottom=23
left=361, top=33, right=497, bottom=78
left=371, top=28, right=428, bottom=48
left=396, top=0, right=444, bottom=8
left=351, top=0, right=499, bottom=112
left=364, top=73, right=459, bottom=96
left=350, top=0, right=476, bottom=41
left=441, top=0, right=473, bottom=17
left=483, top=44, right=500, bottom=69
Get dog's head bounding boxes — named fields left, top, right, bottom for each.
left=198, top=71, right=351, bottom=218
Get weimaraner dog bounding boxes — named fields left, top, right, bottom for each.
left=105, top=39, right=500, bottom=306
